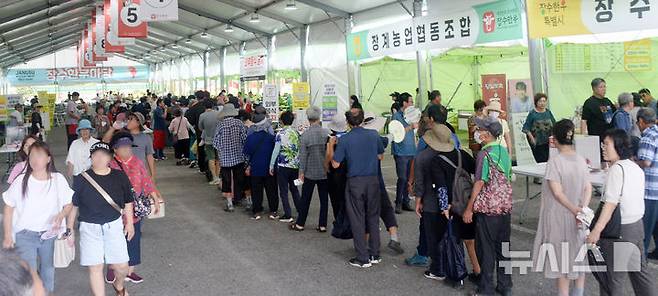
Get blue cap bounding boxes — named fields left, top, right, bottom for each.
left=76, top=119, right=95, bottom=135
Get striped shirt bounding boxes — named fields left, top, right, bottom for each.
left=638, top=124, right=658, bottom=200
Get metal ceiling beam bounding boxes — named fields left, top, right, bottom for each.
left=146, top=31, right=207, bottom=52
left=131, top=42, right=179, bottom=59
left=294, top=0, right=349, bottom=17
left=114, top=52, right=148, bottom=64
left=0, top=0, right=70, bottom=25
left=213, top=0, right=304, bottom=26
left=1, top=38, right=79, bottom=68
left=0, top=0, right=26, bottom=9
left=1, top=25, right=84, bottom=54
left=135, top=38, right=193, bottom=56
left=178, top=4, right=271, bottom=36
left=0, top=5, right=93, bottom=36
left=0, top=33, right=80, bottom=61
left=124, top=49, right=163, bottom=63
left=166, top=21, right=234, bottom=44
left=139, top=37, right=196, bottom=54
left=1, top=17, right=86, bottom=48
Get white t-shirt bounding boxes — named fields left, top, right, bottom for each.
left=66, top=137, right=100, bottom=176
left=2, top=173, right=73, bottom=238
left=603, top=159, right=645, bottom=224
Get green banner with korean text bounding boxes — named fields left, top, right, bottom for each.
left=346, top=0, right=523, bottom=61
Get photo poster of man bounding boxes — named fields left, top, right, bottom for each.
left=508, top=79, right=536, bottom=165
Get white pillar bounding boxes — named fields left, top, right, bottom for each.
left=220, top=47, right=226, bottom=91
left=300, top=25, right=309, bottom=82
left=413, top=0, right=430, bottom=109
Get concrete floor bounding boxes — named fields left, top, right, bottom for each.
left=1, top=127, right=656, bottom=296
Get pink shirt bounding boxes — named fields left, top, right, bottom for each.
left=168, top=116, right=192, bottom=140
left=7, top=161, right=26, bottom=184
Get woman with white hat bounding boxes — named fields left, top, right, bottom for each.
left=484, top=100, right=512, bottom=157
left=66, top=119, right=100, bottom=179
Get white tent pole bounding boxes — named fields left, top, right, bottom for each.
left=524, top=1, right=547, bottom=96
left=239, top=41, right=246, bottom=93
left=343, top=16, right=358, bottom=97
left=220, top=47, right=226, bottom=91
left=300, top=25, right=309, bottom=82
left=267, top=36, right=274, bottom=84
left=413, top=0, right=429, bottom=109
left=203, top=51, right=208, bottom=91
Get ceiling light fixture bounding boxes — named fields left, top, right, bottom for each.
left=172, top=43, right=178, bottom=48
left=285, top=0, right=297, bottom=10
left=249, top=14, right=260, bottom=23
left=185, top=38, right=192, bottom=43
left=201, top=31, right=209, bottom=38
left=160, top=47, right=166, bottom=52
left=225, top=23, right=234, bottom=33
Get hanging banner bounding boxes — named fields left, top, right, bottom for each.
left=346, top=0, right=523, bottom=60
left=240, top=54, right=267, bottom=82
left=106, top=0, right=135, bottom=46
left=262, top=84, right=279, bottom=122
left=83, top=26, right=95, bottom=67
left=321, top=83, right=338, bottom=122
left=91, top=14, right=108, bottom=62
left=118, top=0, right=148, bottom=38
left=507, top=79, right=536, bottom=165
left=6, top=66, right=149, bottom=86
left=292, top=82, right=310, bottom=110
left=102, top=0, right=125, bottom=53
left=94, top=3, right=108, bottom=57
left=481, top=74, right=507, bottom=113
left=528, top=0, right=658, bottom=38
left=141, top=0, right=179, bottom=21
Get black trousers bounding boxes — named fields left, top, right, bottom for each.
left=173, top=138, right=190, bottom=160
left=379, top=173, right=397, bottom=229
left=475, top=213, right=512, bottom=294
left=424, top=212, right=449, bottom=275
left=530, top=143, right=549, bottom=163
left=345, top=176, right=381, bottom=263
left=296, top=178, right=328, bottom=227
left=196, top=129, right=208, bottom=173
left=250, top=175, right=278, bottom=214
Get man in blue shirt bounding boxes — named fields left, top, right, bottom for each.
left=613, top=92, right=634, bottom=134
left=636, top=107, right=658, bottom=258
left=331, top=108, right=385, bottom=268
left=391, top=92, right=418, bottom=213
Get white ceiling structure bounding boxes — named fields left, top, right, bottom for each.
left=0, top=0, right=409, bottom=69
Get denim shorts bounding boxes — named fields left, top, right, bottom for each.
left=79, top=218, right=129, bottom=266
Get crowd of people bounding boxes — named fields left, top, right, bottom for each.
left=4, top=78, right=658, bottom=295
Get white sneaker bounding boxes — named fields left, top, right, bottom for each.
left=209, top=179, right=220, bottom=185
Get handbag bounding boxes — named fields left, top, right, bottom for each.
left=590, top=164, right=623, bottom=239
left=437, top=219, right=468, bottom=282
left=53, top=233, right=75, bottom=268
left=113, top=159, right=152, bottom=218
left=148, top=199, right=165, bottom=219
left=53, top=179, right=75, bottom=268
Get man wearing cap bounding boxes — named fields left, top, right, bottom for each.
left=612, top=92, right=634, bottom=134
left=331, top=108, right=385, bottom=268
left=66, top=92, right=82, bottom=149
left=66, top=119, right=100, bottom=180
left=391, top=93, right=418, bottom=214
left=463, top=116, right=513, bottom=296
left=213, top=104, right=247, bottom=212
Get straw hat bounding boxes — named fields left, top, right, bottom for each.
left=422, top=124, right=454, bottom=153
left=485, top=100, right=503, bottom=113
left=218, top=104, right=238, bottom=119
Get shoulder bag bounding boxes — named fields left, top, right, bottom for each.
left=172, top=117, right=184, bottom=144
left=53, top=177, right=75, bottom=268
left=590, top=164, right=623, bottom=239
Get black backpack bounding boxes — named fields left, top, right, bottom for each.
left=437, top=151, right=473, bottom=215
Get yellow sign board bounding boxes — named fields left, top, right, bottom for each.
left=292, top=82, right=310, bottom=110
left=0, top=96, right=7, bottom=122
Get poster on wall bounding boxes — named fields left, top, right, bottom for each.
left=552, top=39, right=652, bottom=73
left=292, top=82, right=310, bottom=110
left=346, top=0, right=523, bottom=60
left=527, top=0, right=658, bottom=38
left=321, top=83, right=338, bottom=122
left=508, top=79, right=536, bottom=165
left=141, top=0, right=179, bottom=21
left=481, top=74, right=507, bottom=113
left=240, top=54, right=267, bottom=82
left=262, top=84, right=279, bottom=122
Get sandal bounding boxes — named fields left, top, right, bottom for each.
left=316, top=227, right=327, bottom=233
left=289, top=224, right=304, bottom=231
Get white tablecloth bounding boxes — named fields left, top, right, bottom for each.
left=512, top=162, right=605, bottom=187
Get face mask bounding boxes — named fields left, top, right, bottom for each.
left=489, top=111, right=500, bottom=119
left=474, top=131, right=483, bottom=144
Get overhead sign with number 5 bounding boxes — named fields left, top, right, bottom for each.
left=118, top=0, right=148, bottom=38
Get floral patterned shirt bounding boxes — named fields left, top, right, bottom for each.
left=110, top=156, right=156, bottom=222
left=275, top=127, right=300, bottom=169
